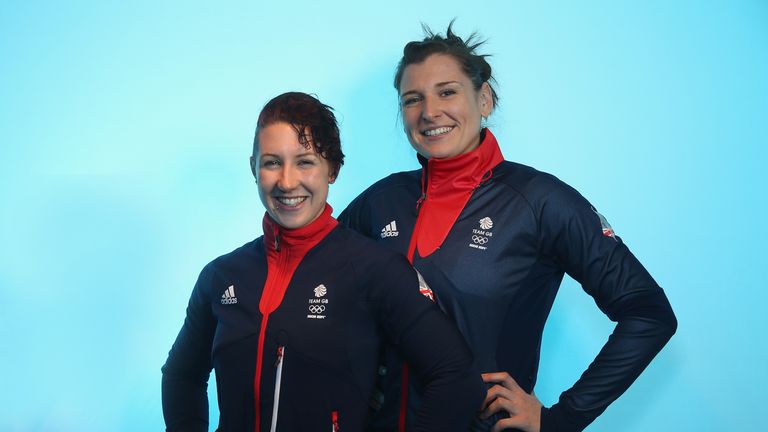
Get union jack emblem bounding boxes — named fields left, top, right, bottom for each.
left=416, top=271, right=435, bottom=303
left=592, top=206, right=617, bottom=241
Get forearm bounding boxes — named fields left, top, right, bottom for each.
left=403, top=309, right=486, bottom=432
left=162, top=269, right=216, bottom=431
left=161, top=372, right=210, bottom=432
left=542, top=290, right=677, bottom=431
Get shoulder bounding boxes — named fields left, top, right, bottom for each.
left=339, top=169, right=421, bottom=229
left=204, top=237, right=263, bottom=276
left=326, top=227, right=422, bottom=308
left=322, top=226, right=414, bottom=289
left=327, top=225, right=408, bottom=266
left=492, top=160, right=589, bottom=212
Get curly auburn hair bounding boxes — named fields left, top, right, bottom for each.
left=253, top=92, right=345, bottom=179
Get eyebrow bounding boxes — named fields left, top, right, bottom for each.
left=260, top=152, right=317, bottom=159
left=400, top=80, right=463, bottom=98
left=295, top=151, right=318, bottom=157
left=436, top=80, right=462, bottom=87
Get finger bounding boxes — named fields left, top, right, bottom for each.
left=482, top=372, right=523, bottom=392
left=491, top=416, right=528, bottom=432
left=481, top=371, right=511, bottom=383
left=482, top=395, right=517, bottom=419
left=482, top=384, right=516, bottom=408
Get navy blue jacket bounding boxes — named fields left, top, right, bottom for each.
left=339, top=130, right=677, bottom=431
left=162, top=211, right=484, bottom=432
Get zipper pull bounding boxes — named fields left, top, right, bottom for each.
left=331, top=410, right=339, bottom=432
left=415, top=193, right=426, bottom=211
left=417, top=162, right=428, bottom=211
left=477, top=168, right=493, bottom=188
left=274, top=346, right=284, bottom=367
left=273, top=226, right=281, bottom=252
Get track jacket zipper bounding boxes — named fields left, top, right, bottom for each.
left=253, top=206, right=338, bottom=432
left=270, top=346, right=285, bottom=432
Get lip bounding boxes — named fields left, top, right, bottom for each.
left=421, top=125, right=454, bottom=134
left=420, top=125, right=455, bottom=141
left=272, top=196, right=308, bottom=211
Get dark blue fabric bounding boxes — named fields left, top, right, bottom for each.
left=339, top=160, right=676, bottom=432
left=162, top=226, right=484, bottom=431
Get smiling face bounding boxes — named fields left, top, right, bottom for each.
left=399, top=54, right=493, bottom=159
left=252, top=122, right=333, bottom=229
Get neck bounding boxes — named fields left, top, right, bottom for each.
left=419, top=128, right=504, bottom=193
left=262, top=204, right=337, bottom=252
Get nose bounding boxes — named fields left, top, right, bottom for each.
left=276, top=165, right=299, bottom=191
left=421, top=96, right=441, bottom=122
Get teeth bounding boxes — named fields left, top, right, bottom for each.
left=424, top=126, right=453, bottom=136
left=276, top=197, right=307, bottom=207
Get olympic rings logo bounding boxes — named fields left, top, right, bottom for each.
left=472, top=235, right=489, bottom=245
left=308, top=305, right=326, bottom=314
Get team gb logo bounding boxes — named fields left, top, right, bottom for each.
left=479, top=217, right=494, bottom=230
left=314, top=284, right=327, bottom=297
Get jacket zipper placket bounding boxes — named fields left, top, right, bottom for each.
left=254, top=228, right=289, bottom=432
left=406, top=163, right=429, bottom=264
left=398, top=163, right=431, bottom=432
left=269, top=345, right=285, bottom=432
left=398, top=152, right=496, bottom=432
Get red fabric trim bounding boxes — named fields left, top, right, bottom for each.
left=260, top=204, right=337, bottom=314
left=253, top=316, right=270, bottom=432
left=253, top=204, right=337, bottom=432
left=414, top=129, right=504, bottom=257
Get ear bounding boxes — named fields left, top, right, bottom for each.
left=249, top=156, right=257, bottom=178
left=479, top=82, right=493, bottom=117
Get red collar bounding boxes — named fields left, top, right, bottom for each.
left=262, top=204, right=337, bottom=253
left=419, top=129, right=504, bottom=198
left=409, top=129, right=504, bottom=258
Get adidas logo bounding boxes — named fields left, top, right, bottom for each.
left=380, top=220, right=399, bottom=238
left=221, top=285, right=238, bottom=305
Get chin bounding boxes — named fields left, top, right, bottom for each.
left=426, top=148, right=456, bottom=160
left=280, top=217, right=305, bottom=229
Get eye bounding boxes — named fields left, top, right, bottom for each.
left=297, top=158, right=316, bottom=167
left=440, top=89, right=456, bottom=97
left=401, top=95, right=421, bottom=107
left=261, top=159, right=280, bottom=168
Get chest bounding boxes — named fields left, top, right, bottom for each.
left=368, top=184, right=541, bottom=300
left=209, top=253, right=379, bottom=366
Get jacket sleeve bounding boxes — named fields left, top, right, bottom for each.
left=161, top=264, right=217, bottom=432
left=537, top=182, right=677, bottom=431
left=365, top=254, right=486, bottom=432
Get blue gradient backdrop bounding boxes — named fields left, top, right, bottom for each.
left=1, top=1, right=766, bottom=430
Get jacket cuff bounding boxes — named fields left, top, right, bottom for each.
left=540, top=403, right=592, bottom=432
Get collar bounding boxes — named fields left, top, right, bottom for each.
left=417, top=128, right=504, bottom=196
left=262, top=204, right=338, bottom=253
left=410, top=128, right=504, bottom=258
